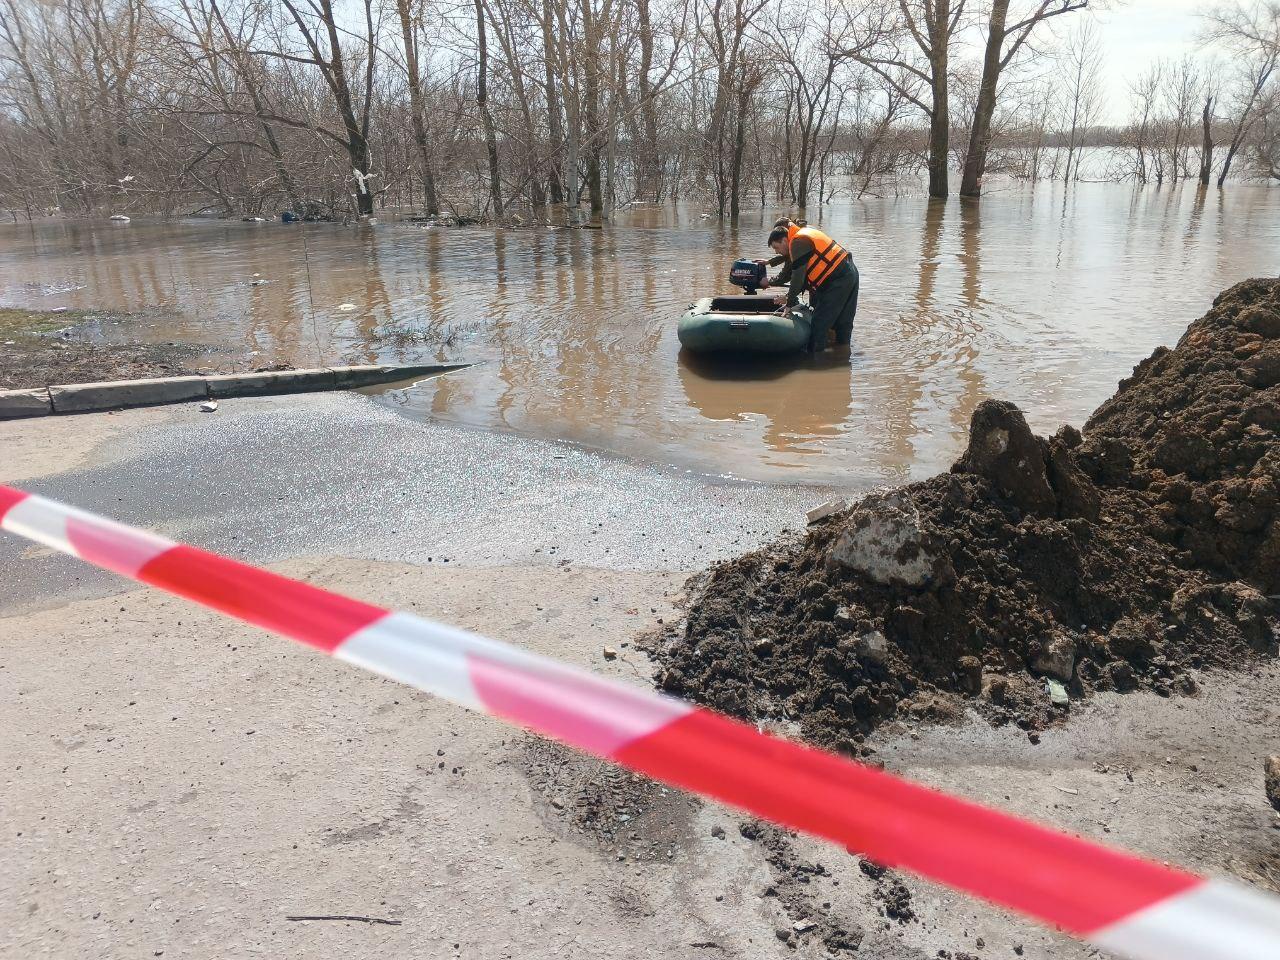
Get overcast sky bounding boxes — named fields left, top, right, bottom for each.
left=1091, top=0, right=1210, bottom=121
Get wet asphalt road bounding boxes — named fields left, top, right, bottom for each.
left=0, top=390, right=844, bottom=613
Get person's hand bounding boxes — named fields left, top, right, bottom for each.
left=773, top=294, right=786, bottom=306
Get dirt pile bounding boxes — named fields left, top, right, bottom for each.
left=1083, top=278, right=1280, bottom=592
left=653, top=279, right=1280, bottom=752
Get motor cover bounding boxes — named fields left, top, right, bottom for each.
left=728, top=258, right=768, bottom=293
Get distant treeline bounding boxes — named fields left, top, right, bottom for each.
left=0, top=0, right=1275, bottom=222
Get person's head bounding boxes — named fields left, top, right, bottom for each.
left=767, top=226, right=789, bottom=255
left=772, top=217, right=793, bottom=229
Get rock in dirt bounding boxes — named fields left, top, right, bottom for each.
left=1030, top=633, right=1077, bottom=682
left=652, top=280, right=1280, bottom=749
left=827, top=490, right=952, bottom=588
left=953, top=399, right=1056, bottom=516
left=1045, top=679, right=1069, bottom=707
left=1266, top=756, right=1280, bottom=812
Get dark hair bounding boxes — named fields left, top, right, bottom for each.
left=767, top=227, right=788, bottom=245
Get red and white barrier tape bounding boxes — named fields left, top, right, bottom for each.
left=2, top=484, right=1277, bottom=958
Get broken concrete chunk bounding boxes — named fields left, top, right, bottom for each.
left=1030, top=633, right=1077, bottom=682
left=827, top=490, right=948, bottom=588
left=806, top=498, right=849, bottom=525
left=602, top=646, right=618, bottom=660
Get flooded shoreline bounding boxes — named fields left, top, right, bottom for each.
left=1, top=182, right=1277, bottom=484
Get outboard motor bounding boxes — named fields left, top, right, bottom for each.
left=728, top=258, right=768, bottom=294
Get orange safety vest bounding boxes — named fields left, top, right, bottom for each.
left=786, top=223, right=849, bottom=289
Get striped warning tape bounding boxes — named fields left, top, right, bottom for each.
left=1, top=483, right=1276, bottom=958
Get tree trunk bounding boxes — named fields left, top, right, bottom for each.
left=1199, top=94, right=1215, bottom=186
left=926, top=0, right=951, bottom=199
left=473, top=0, right=503, bottom=217
left=635, top=0, right=661, bottom=201
left=350, top=139, right=374, bottom=215
left=540, top=0, right=565, bottom=204
left=1218, top=56, right=1276, bottom=187
left=395, top=0, right=439, bottom=214
left=960, top=0, right=1009, bottom=198
left=580, top=0, right=604, bottom=218
left=729, top=83, right=749, bottom=218
left=303, top=0, right=376, bottom=215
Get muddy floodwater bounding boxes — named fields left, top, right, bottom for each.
left=1, top=184, right=1277, bottom=484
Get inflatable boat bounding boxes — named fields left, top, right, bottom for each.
left=677, top=294, right=814, bottom=355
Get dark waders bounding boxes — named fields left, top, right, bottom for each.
left=807, top=260, right=859, bottom=352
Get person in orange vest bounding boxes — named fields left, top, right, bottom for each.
left=765, top=221, right=859, bottom=354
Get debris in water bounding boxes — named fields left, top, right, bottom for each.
left=337, top=303, right=356, bottom=312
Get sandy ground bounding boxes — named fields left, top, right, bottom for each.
left=2, top=392, right=1278, bottom=959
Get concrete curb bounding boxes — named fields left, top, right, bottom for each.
left=205, top=368, right=336, bottom=398
left=0, top=386, right=54, bottom=419
left=0, top=363, right=468, bottom=420
left=50, top=376, right=209, bottom=414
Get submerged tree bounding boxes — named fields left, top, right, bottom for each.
left=1202, top=0, right=1280, bottom=185
left=960, top=0, right=1090, bottom=198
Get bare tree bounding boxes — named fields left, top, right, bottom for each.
left=960, top=0, right=1089, bottom=198
left=1123, top=62, right=1162, bottom=183
left=1199, top=69, right=1218, bottom=185
left=395, top=0, right=440, bottom=214
left=1055, top=17, right=1103, bottom=182
left=1161, top=55, right=1202, bottom=182
left=473, top=0, right=503, bottom=216
left=248, top=0, right=383, bottom=216
left=843, top=1, right=964, bottom=199
left=766, top=0, right=853, bottom=210
left=1202, top=0, right=1280, bottom=185
left=1253, top=81, right=1280, bottom=177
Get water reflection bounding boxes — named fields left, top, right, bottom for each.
left=1, top=183, right=1277, bottom=485
left=676, top=351, right=854, bottom=469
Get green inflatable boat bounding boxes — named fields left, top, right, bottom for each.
left=677, top=294, right=814, bottom=355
